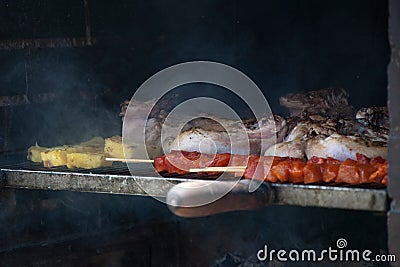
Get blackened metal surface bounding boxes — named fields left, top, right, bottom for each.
left=0, top=166, right=388, bottom=212
left=388, top=0, right=400, bottom=264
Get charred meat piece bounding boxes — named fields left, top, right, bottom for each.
left=356, top=106, right=389, bottom=130
left=337, top=117, right=389, bottom=143
left=279, top=87, right=353, bottom=117
left=120, top=93, right=180, bottom=119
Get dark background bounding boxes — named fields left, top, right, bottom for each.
left=0, top=0, right=391, bottom=266
left=0, top=0, right=390, bottom=151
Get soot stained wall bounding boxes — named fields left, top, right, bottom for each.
left=0, top=0, right=389, bottom=150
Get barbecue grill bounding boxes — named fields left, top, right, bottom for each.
left=0, top=0, right=399, bottom=266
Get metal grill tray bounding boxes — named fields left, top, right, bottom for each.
left=0, top=158, right=388, bottom=212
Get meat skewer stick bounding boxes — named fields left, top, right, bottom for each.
left=189, top=166, right=246, bottom=172
left=105, top=158, right=154, bottom=163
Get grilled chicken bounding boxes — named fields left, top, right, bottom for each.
left=305, top=133, right=387, bottom=161
left=264, top=119, right=337, bottom=158
left=271, top=88, right=389, bottom=160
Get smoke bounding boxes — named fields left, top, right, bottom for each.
left=0, top=48, right=124, bottom=150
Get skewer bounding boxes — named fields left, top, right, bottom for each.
left=105, top=158, right=154, bottom=163
left=189, top=166, right=247, bottom=172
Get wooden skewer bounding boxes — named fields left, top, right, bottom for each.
left=189, top=166, right=247, bottom=172
left=105, top=158, right=154, bottom=163
left=105, top=158, right=246, bottom=172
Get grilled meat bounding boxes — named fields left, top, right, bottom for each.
left=121, top=88, right=389, bottom=162
left=356, top=106, right=389, bottom=130
left=337, top=117, right=389, bottom=143
left=305, top=133, right=387, bottom=161
left=264, top=141, right=306, bottom=158
left=120, top=93, right=180, bottom=119
left=154, top=151, right=231, bottom=174
left=169, top=128, right=232, bottom=154
left=274, top=88, right=389, bottom=160
left=268, top=115, right=388, bottom=159
left=122, top=98, right=288, bottom=155
left=168, top=115, right=287, bottom=155
left=264, top=119, right=338, bottom=158
left=154, top=152, right=388, bottom=186
left=279, top=87, right=354, bottom=118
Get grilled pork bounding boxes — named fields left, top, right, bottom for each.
left=168, top=115, right=287, bottom=155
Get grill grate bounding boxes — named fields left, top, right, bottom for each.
left=0, top=153, right=386, bottom=188
left=0, top=154, right=388, bottom=212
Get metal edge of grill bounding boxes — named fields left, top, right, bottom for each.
left=0, top=164, right=388, bottom=213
